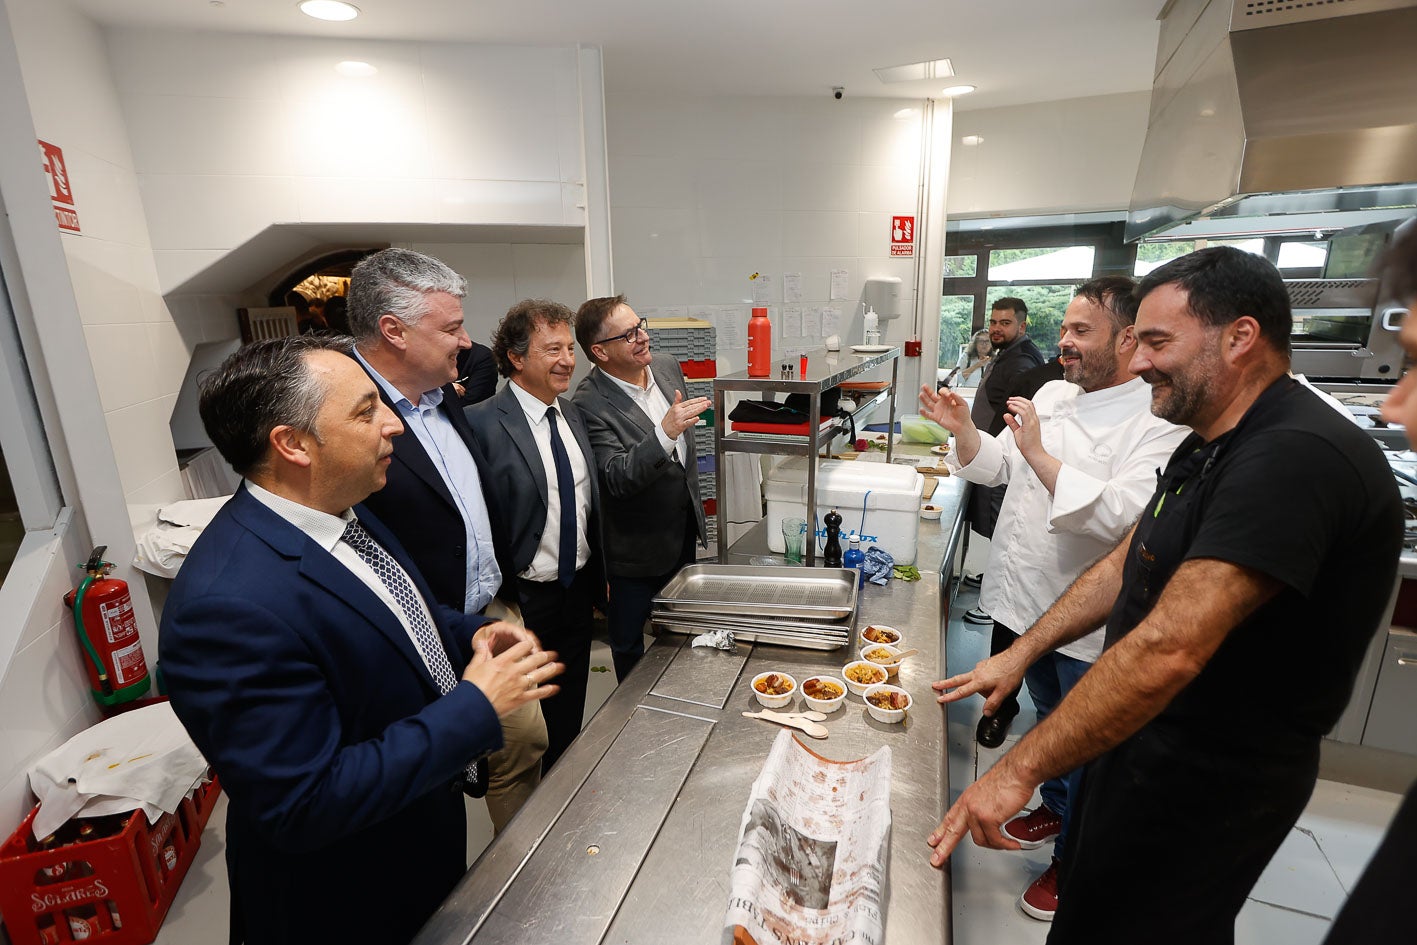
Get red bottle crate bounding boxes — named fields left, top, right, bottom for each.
left=680, top=359, right=717, bottom=379
left=0, top=777, right=221, bottom=945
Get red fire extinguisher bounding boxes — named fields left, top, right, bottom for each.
left=63, top=547, right=151, bottom=708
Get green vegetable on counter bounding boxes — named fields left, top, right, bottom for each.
left=892, top=565, right=921, bottom=582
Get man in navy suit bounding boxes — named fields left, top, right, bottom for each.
left=466, top=299, right=602, bottom=772
left=349, top=248, right=546, bottom=830
left=160, top=336, right=562, bottom=945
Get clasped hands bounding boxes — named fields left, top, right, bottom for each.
left=462, top=621, right=563, bottom=718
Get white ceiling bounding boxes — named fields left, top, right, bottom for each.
left=70, top=0, right=1164, bottom=111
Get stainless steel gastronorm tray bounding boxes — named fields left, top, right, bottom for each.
left=650, top=619, right=850, bottom=652
left=653, top=564, right=859, bottom=620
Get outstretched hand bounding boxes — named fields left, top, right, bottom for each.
left=662, top=389, right=712, bottom=439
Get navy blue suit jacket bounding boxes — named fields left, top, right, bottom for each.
left=159, top=486, right=498, bottom=945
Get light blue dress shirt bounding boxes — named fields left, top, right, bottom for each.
left=354, top=350, right=502, bottom=613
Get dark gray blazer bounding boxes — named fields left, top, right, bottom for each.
left=464, top=382, right=601, bottom=590
left=572, top=356, right=707, bottom=578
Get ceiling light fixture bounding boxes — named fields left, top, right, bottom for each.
left=940, top=85, right=976, bottom=97
left=961, top=135, right=984, bottom=146
left=335, top=60, right=377, bottom=77
left=299, top=1, right=360, bottom=21
left=874, top=58, right=955, bottom=84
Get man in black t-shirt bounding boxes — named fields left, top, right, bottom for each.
left=927, top=247, right=1402, bottom=945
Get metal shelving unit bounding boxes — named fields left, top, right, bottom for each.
left=712, top=346, right=901, bottom=564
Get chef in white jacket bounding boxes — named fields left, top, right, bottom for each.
left=919, top=275, right=1187, bottom=922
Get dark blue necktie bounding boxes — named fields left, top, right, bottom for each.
left=546, top=407, right=577, bottom=587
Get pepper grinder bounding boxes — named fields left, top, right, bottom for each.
left=822, top=509, right=843, bottom=568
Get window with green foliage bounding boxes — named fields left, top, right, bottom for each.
left=988, top=286, right=1076, bottom=357
left=1134, top=241, right=1197, bottom=276
left=938, top=295, right=974, bottom=369
left=942, top=255, right=977, bottom=278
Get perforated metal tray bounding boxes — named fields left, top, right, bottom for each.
left=653, top=564, right=858, bottom=620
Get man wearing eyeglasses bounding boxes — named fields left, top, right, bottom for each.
left=572, top=296, right=710, bottom=680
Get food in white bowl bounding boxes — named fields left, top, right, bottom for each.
left=842, top=660, right=888, bottom=696
left=863, top=684, right=912, bottom=723
left=920, top=504, right=943, bottom=521
left=861, top=624, right=902, bottom=646
left=859, top=643, right=903, bottom=676
left=751, top=671, right=797, bottom=709
left=801, top=675, right=846, bottom=713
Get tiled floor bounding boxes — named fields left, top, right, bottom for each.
left=151, top=589, right=1404, bottom=945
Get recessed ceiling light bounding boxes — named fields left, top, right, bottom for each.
left=893, top=107, right=917, bottom=119
left=335, top=60, right=377, bottom=77
left=941, top=85, right=976, bottom=97
left=961, top=135, right=984, bottom=146
left=874, top=58, right=955, bottom=84
left=299, top=1, right=359, bottom=21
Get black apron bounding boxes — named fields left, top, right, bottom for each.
left=1048, top=377, right=1318, bottom=945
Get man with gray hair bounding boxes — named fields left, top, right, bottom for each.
left=160, top=336, right=561, bottom=945
left=350, top=247, right=547, bottom=830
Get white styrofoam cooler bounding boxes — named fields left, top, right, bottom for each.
left=764, top=458, right=924, bottom=565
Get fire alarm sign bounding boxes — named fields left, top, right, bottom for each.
left=890, top=215, right=914, bottom=257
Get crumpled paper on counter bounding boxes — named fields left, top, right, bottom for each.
left=691, top=628, right=736, bottom=650
left=29, top=701, right=209, bottom=839
left=863, top=546, right=895, bottom=585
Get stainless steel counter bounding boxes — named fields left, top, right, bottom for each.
left=414, top=473, right=969, bottom=945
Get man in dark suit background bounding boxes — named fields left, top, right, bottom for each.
left=349, top=247, right=547, bottom=831
left=454, top=340, right=498, bottom=405
left=159, top=336, right=561, bottom=945
left=466, top=299, right=602, bottom=771
left=572, top=295, right=710, bottom=680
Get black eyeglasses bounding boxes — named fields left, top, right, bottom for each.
left=594, top=318, right=648, bottom=346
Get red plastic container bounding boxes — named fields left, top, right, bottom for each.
left=679, top=359, right=717, bottom=379
left=0, top=778, right=220, bottom=945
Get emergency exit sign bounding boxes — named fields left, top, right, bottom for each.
left=39, top=140, right=81, bottom=233
left=890, top=215, right=914, bottom=257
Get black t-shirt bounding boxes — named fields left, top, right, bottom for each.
left=1105, top=377, right=1402, bottom=747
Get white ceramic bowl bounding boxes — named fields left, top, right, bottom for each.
left=841, top=660, right=889, bottom=696
left=860, top=624, right=902, bottom=648
left=751, top=671, right=797, bottom=709
left=800, top=675, right=847, bottom=713
left=862, top=683, right=912, bottom=723
left=920, top=504, right=943, bottom=521
left=859, top=643, right=903, bottom=677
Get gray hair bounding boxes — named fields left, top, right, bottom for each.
left=347, top=248, right=467, bottom=342
left=198, top=335, right=354, bottom=477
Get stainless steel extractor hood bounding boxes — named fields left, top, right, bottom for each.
left=1127, top=0, right=1417, bottom=242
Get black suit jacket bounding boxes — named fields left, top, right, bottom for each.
left=464, top=382, right=602, bottom=590
left=160, top=487, right=496, bottom=945
left=572, top=357, right=706, bottom=578
left=455, top=342, right=498, bottom=406
left=971, top=335, right=1046, bottom=436
left=355, top=359, right=497, bottom=612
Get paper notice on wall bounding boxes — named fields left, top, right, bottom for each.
left=783, top=272, right=804, bottom=304
left=716, top=305, right=748, bottom=349
left=802, top=308, right=822, bottom=338
left=830, top=269, right=849, bottom=301
left=638, top=306, right=661, bottom=318
left=661, top=305, right=688, bottom=318
left=723, top=730, right=891, bottom=945
left=782, top=306, right=803, bottom=339
left=821, top=306, right=841, bottom=337
left=752, top=274, right=773, bottom=304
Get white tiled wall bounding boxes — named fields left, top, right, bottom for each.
left=947, top=91, right=1151, bottom=218
left=0, top=514, right=103, bottom=845
left=607, top=93, right=930, bottom=393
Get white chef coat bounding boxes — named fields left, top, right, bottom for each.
left=949, top=377, right=1188, bottom=662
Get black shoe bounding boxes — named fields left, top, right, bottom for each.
left=962, top=573, right=983, bottom=588
left=975, top=701, right=1020, bottom=749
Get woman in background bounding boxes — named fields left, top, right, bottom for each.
left=944, top=329, right=992, bottom=388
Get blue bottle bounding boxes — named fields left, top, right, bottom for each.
left=843, top=533, right=865, bottom=587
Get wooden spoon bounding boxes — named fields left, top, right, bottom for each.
left=742, top=709, right=829, bottom=739
left=891, top=648, right=921, bottom=661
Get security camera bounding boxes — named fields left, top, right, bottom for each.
left=832, top=87, right=844, bottom=100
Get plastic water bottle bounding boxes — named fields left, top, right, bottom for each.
left=843, top=533, right=865, bottom=587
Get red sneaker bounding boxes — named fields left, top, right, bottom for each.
left=1002, top=805, right=1062, bottom=849
left=1019, top=858, right=1060, bottom=921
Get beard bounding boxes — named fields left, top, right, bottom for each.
left=1061, top=343, right=1115, bottom=392
left=1143, top=346, right=1220, bottom=426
